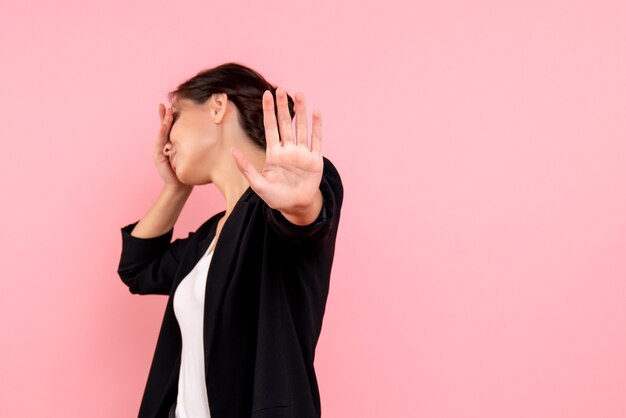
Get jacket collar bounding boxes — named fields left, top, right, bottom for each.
left=195, top=185, right=257, bottom=256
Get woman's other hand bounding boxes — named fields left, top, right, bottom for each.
left=154, top=103, right=194, bottom=193
left=230, top=87, right=324, bottom=225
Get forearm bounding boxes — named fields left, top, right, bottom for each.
left=130, top=186, right=193, bottom=238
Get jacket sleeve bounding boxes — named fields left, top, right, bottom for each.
left=116, top=221, right=195, bottom=295
left=263, top=156, right=344, bottom=244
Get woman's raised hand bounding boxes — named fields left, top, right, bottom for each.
left=231, top=87, right=324, bottom=216
left=154, top=103, right=193, bottom=193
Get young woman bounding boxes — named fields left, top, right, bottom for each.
left=117, top=62, right=343, bottom=418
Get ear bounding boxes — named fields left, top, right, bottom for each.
left=211, top=93, right=228, bottom=124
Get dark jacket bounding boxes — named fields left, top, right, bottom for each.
left=117, top=156, right=343, bottom=418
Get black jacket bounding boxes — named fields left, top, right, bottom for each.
left=117, top=156, right=343, bottom=418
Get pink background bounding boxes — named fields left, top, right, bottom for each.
left=1, top=0, right=625, bottom=417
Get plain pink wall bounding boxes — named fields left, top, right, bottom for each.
left=1, top=0, right=625, bottom=417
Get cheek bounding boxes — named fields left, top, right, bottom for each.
left=180, top=134, right=214, bottom=167
left=190, top=139, right=215, bottom=161
left=176, top=148, right=199, bottom=172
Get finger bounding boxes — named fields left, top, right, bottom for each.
left=158, top=107, right=173, bottom=146
left=155, top=108, right=170, bottom=157
left=311, top=108, right=322, bottom=154
left=231, top=146, right=267, bottom=193
left=159, top=103, right=166, bottom=122
left=275, top=86, right=294, bottom=147
left=262, top=90, right=280, bottom=148
left=162, top=108, right=172, bottom=132
left=294, top=91, right=308, bottom=149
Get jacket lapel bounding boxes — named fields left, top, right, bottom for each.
left=202, top=187, right=257, bottom=376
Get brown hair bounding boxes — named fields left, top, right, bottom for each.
left=167, top=62, right=295, bottom=150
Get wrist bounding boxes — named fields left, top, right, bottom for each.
left=280, top=189, right=324, bottom=226
left=162, top=184, right=193, bottom=200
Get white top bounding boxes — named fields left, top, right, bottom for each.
left=173, top=235, right=217, bottom=418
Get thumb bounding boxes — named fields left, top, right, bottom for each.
left=231, top=147, right=265, bottom=191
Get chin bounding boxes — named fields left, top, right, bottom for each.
left=176, top=170, right=209, bottom=186
left=176, top=174, right=193, bottom=186
left=174, top=168, right=189, bottom=185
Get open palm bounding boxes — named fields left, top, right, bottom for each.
left=231, top=87, right=323, bottom=214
